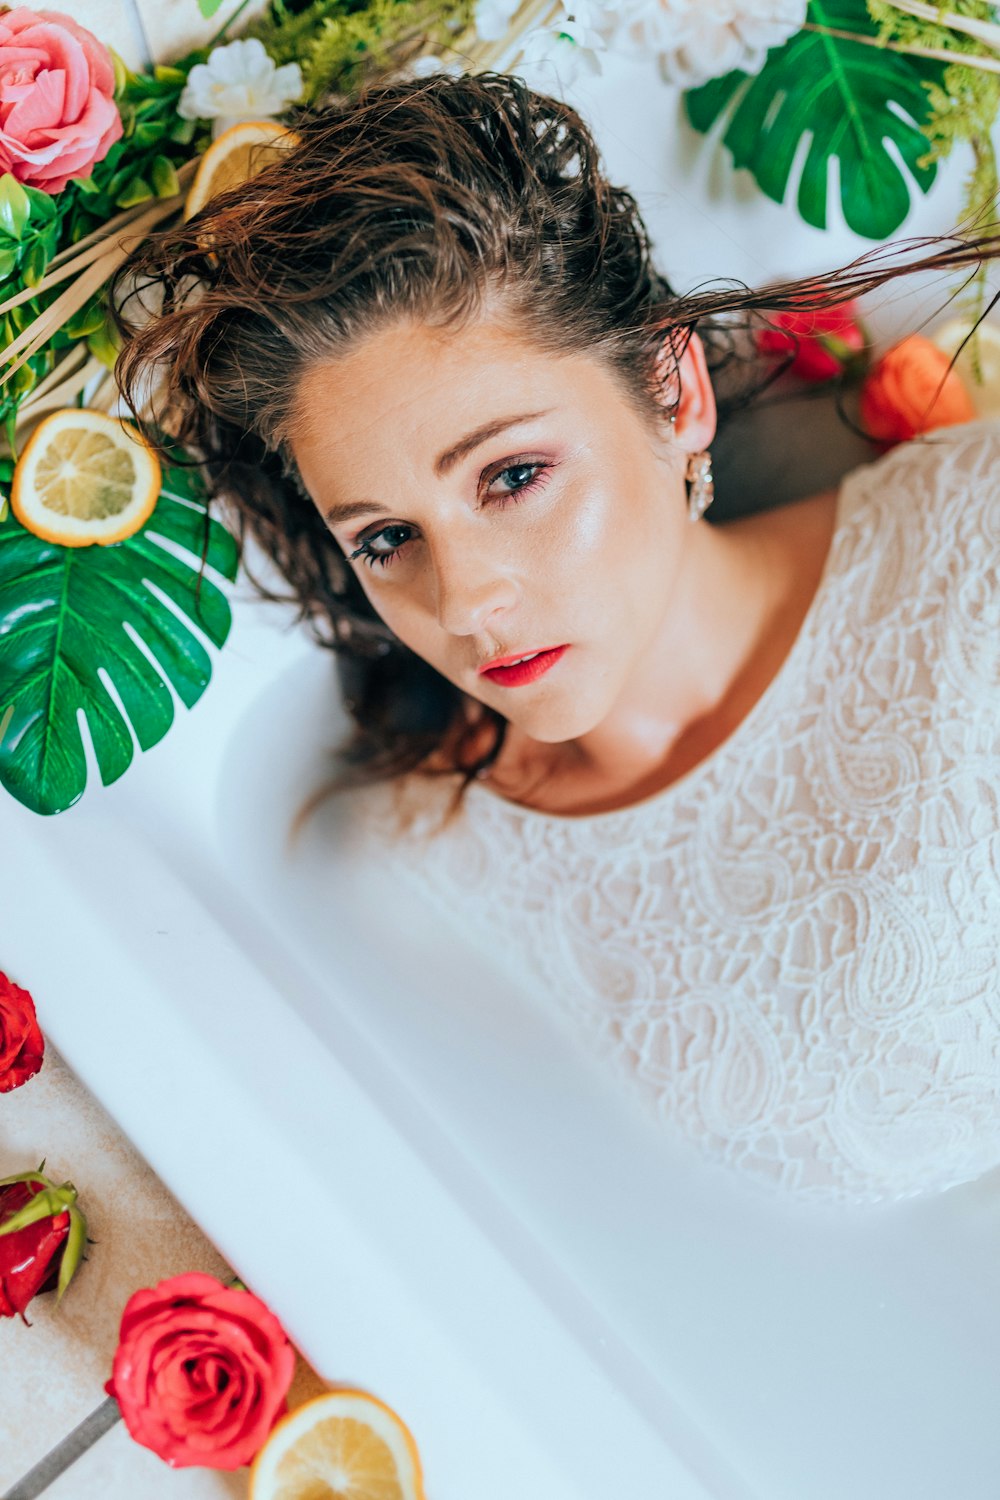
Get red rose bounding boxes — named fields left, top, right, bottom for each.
left=859, top=334, right=978, bottom=450
left=0, top=1167, right=88, bottom=1321
left=106, top=1272, right=296, bottom=1470
left=756, top=300, right=868, bottom=382
left=0, top=7, right=123, bottom=193
left=0, top=970, right=44, bottom=1092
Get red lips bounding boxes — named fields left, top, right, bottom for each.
left=479, top=645, right=569, bottom=687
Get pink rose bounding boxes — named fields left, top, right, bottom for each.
left=0, top=7, right=123, bottom=193
left=105, top=1272, right=296, bottom=1469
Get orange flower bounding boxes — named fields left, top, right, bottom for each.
left=859, top=334, right=976, bottom=450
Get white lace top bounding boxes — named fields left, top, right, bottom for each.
left=347, top=419, right=1000, bottom=1205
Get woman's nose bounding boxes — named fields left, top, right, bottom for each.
left=431, top=539, right=519, bottom=638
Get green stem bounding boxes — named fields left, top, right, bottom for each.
left=208, top=0, right=257, bottom=49
left=802, top=21, right=1000, bottom=74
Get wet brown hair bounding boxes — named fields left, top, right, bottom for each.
left=112, top=69, right=1000, bottom=834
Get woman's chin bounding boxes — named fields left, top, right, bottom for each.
left=505, top=698, right=606, bottom=746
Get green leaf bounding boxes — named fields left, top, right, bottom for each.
left=153, top=65, right=187, bottom=85
left=8, top=300, right=36, bottom=335
left=55, top=1204, right=88, bottom=1303
left=115, top=175, right=154, bottom=209
left=86, top=319, right=122, bottom=370
left=108, top=45, right=131, bottom=99
left=64, top=300, right=107, bottom=339
left=197, top=0, right=227, bottom=16
left=131, top=120, right=168, bottom=150
left=0, top=452, right=240, bottom=816
left=131, top=97, right=163, bottom=121
left=0, top=1183, right=77, bottom=1236
left=150, top=154, right=181, bottom=199
left=23, top=185, right=57, bottom=224
left=0, top=1166, right=47, bottom=1189
left=684, top=0, right=943, bottom=239
left=168, top=117, right=198, bottom=146
left=0, top=174, right=30, bottom=239
left=20, top=238, right=49, bottom=289
left=7, top=363, right=36, bottom=399
left=0, top=243, right=19, bottom=279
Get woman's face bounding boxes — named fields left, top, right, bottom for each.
left=289, top=312, right=716, bottom=747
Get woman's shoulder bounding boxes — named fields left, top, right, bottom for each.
left=839, top=417, right=1000, bottom=517
left=818, top=417, right=998, bottom=593
left=832, top=418, right=1000, bottom=691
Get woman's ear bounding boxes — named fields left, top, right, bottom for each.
left=653, top=329, right=717, bottom=452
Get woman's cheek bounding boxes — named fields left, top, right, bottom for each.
left=561, top=477, right=616, bottom=556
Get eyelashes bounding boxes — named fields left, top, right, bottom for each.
left=347, top=460, right=553, bottom=571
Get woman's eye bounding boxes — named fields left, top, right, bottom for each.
left=348, top=460, right=550, bottom=571
left=349, top=523, right=413, bottom=570
left=487, top=461, right=542, bottom=497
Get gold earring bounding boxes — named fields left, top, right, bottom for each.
left=686, top=449, right=714, bottom=523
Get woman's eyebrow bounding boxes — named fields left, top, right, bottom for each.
left=321, top=408, right=554, bottom=526
left=434, top=408, right=554, bottom=475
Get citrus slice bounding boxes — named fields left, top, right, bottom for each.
left=929, top=318, right=1000, bottom=419
left=10, top=408, right=160, bottom=548
left=184, top=119, right=300, bottom=220
left=249, top=1390, right=425, bottom=1500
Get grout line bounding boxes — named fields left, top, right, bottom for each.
left=121, top=0, right=153, bottom=71
left=1, top=1398, right=122, bottom=1500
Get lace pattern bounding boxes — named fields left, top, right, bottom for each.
left=346, top=421, right=1000, bottom=1204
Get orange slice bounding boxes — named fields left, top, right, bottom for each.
left=10, top=408, right=160, bottom=547
left=249, top=1390, right=425, bottom=1500
left=184, top=119, right=300, bottom=220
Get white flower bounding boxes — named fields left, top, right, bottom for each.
left=475, top=0, right=611, bottom=84
left=513, top=17, right=606, bottom=88
left=560, top=0, right=619, bottom=33
left=605, top=0, right=806, bottom=87
left=178, top=39, right=303, bottom=136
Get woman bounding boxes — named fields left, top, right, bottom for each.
left=114, top=72, right=1000, bottom=1205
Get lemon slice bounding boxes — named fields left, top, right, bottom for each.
left=184, top=119, right=300, bottom=221
left=249, top=1390, right=425, bottom=1500
left=929, top=318, right=1000, bottom=419
left=10, top=408, right=160, bottom=548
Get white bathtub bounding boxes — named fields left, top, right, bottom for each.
left=6, top=52, right=1000, bottom=1499
left=5, top=552, right=1000, bottom=1500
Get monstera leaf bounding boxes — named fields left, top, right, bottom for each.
left=684, top=0, right=945, bottom=240
left=0, top=452, right=239, bottom=816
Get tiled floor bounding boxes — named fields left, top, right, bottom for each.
left=0, top=1044, right=327, bottom=1498
left=39, top=1419, right=245, bottom=1500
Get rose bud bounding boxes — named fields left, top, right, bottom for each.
left=859, top=333, right=978, bottom=450
left=0, top=970, right=44, bottom=1093
left=0, top=1166, right=88, bottom=1322
left=756, top=300, right=869, bottom=382
left=106, top=1272, right=296, bottom=1469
